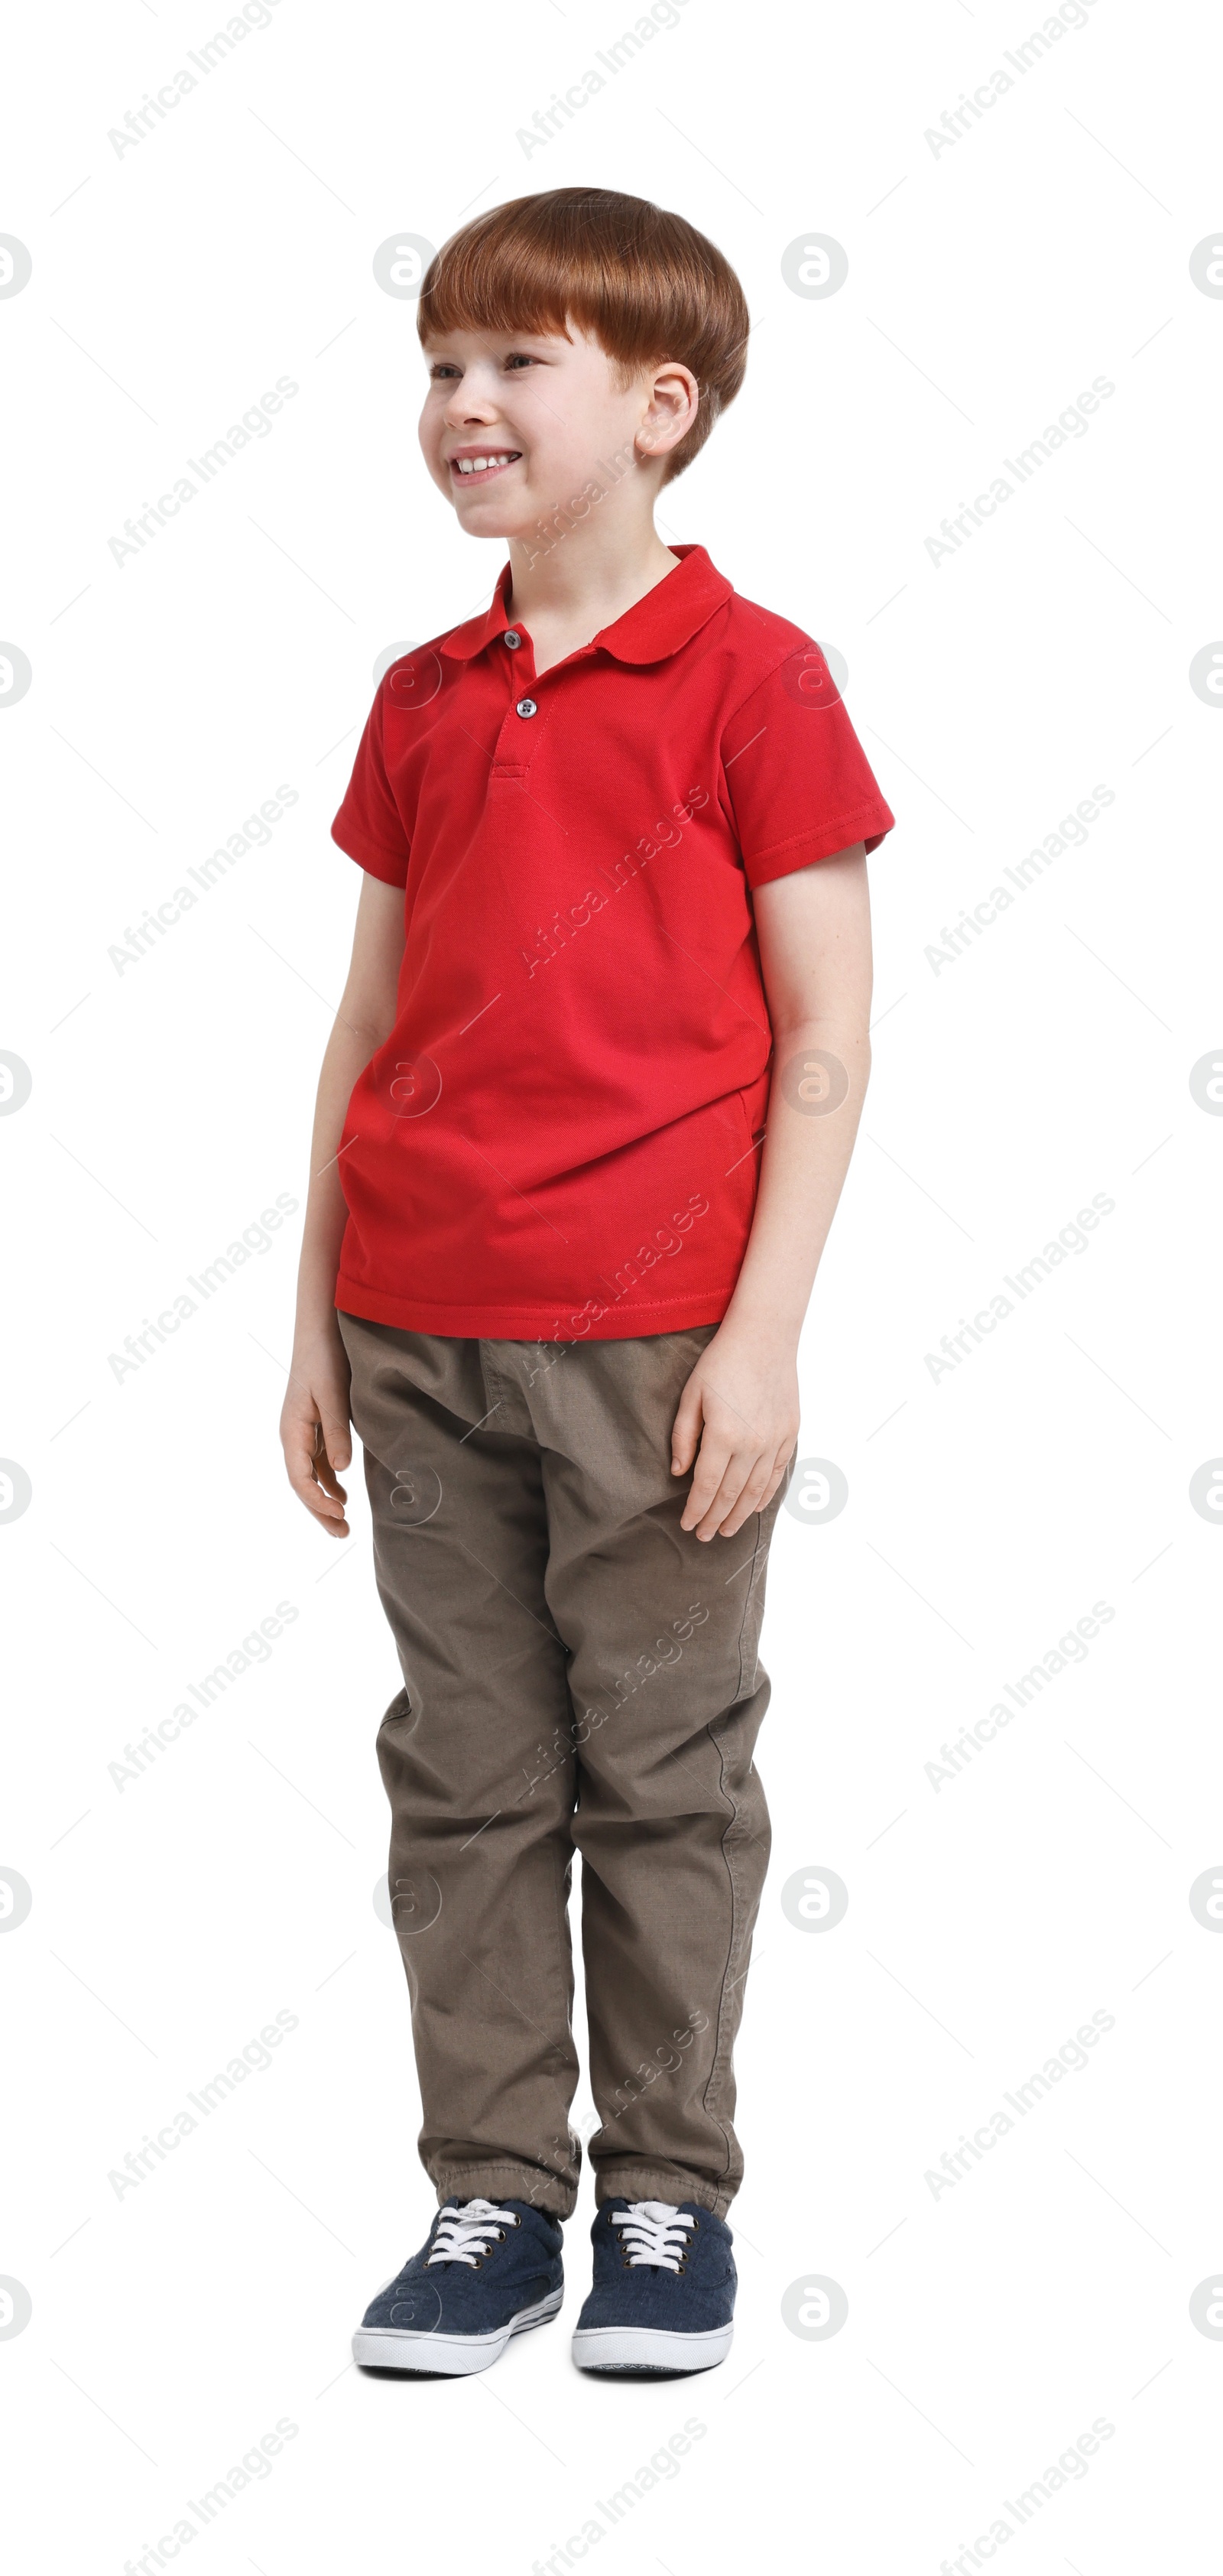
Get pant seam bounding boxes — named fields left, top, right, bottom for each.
left=696, top=1503, right=771, bottom=2196
left=697, top=1730, right=745, bottom=2193
left=733, top=1506, right=767, bottom=1701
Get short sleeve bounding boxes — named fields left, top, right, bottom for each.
left=720, top=643, right=895, bottom=890
left=330, top=681, right=412, bottom=886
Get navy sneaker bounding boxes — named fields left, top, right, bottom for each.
left=571, top=2198, right=735, bottom=2375
left=352, top=2198, right=563, bottom=2376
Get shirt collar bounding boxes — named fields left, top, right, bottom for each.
left=438, top=544, right=732, bottom=668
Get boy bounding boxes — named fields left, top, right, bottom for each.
left=280, top=186, right=893, bottom=2378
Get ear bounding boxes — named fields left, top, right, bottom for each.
left=637, top=359, right=699, bottom=460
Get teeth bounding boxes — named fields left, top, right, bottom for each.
left=456, top=454, right=517, bottom=473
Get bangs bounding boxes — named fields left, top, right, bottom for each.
left=419, top=242, right=585, bottom=355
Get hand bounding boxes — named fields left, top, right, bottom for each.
left=280, top=1320, right=352, bottom=1537
left=671, top=1317, right=799, bottom=1541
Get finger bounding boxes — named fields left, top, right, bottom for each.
left=310, top=1429, right=349, bottom=1533
left=312, top=1421, right=349, bottom=1502
left=287, top=1461, right=349, bottom=1532
left=283, top=1423, right=326, bottom=1501
left=754, top=1457, right=791, bottom=1514
left=716, top=1458, right=778, bottom=1539
left=284, top=1422, right=348, bottom=1528
left=670, top=1373, right=706, bottom=1474
left=741, top=1442, right=798, bottom=1514
left=306, top=1486, right=350, bottom=1535
left=322, top=1411, right=352, bottom=1476
left=697, top=1473, right=765, bottom=1541
left=679, top=1426, right=735, bottom=1529
left=689, top=1450, right=756, bottom=1541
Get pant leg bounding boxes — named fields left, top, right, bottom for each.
left=506, top=1327, right=793, bottom=2220
left=339, top=1313, right=583, bottom=2217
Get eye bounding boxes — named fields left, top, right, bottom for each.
left=504, top=352, right=543, bottom=370
left=429, top=362, right=460, bottom=380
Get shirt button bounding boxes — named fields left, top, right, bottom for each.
left=515, top=697, right=537, bottom=718
left=504, top=629, right=521, bottom=649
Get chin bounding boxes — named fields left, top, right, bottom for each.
left=455, top=503, right=531, bottom=540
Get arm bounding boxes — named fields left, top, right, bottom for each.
left=279, top=871, right=407, bottom=1536
left=671, top=842, right=874, bottom=1539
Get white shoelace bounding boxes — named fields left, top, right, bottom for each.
left=612, top=2201, right=696, bottom=2270
left=426, top=2198, right=521, bottom=2268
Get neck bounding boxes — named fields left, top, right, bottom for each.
left=504, top=510, right=680, bottom=639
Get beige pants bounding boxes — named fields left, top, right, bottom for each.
left=339, top=1313, right=793, bottom=2219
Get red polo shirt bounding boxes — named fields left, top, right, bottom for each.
left=330, top=543, right=894, bottom=1341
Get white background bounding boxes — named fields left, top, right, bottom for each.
left=3, top=0, right=1221, bottom=2568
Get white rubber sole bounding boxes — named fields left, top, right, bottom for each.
left=353, top=2286, right=563, bottom=2375
left=571, top=2321, right=734, bottom=2374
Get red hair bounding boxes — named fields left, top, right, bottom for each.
left=417, top=187, right=750, bottom=484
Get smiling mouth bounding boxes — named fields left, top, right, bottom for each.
left=449, top=451, right=521, bottom=480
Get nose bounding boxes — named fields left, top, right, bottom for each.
left=443, top=372, right=498, bottom=428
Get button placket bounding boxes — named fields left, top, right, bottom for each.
left=495, top=622, right=541, bottom=767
